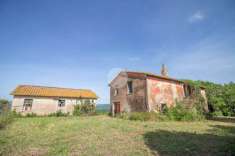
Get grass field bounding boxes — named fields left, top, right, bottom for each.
left=0, top=115, right=234, bottom=156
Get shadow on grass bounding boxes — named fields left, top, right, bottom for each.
left=209, top=116, right=235, bottom=123
left=143, top=125, right=235, bottom=156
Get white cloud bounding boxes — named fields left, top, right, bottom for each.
left=188, top=11, right=205, bottom=23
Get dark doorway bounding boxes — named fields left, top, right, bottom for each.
left=114, top=102, right=121, bottom=114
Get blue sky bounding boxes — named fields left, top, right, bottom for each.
left=0, top=0, right=235, bottom=103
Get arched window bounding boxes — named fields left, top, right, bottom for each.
left=114, top=88, right=118, bottom=96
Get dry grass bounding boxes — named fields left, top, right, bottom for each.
left=0, top=115, right=234, bottom=156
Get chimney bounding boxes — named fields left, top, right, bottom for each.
left=161, top=64, right=168, bottom=77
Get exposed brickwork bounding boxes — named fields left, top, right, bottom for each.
left=126, top=78, right=147, bottom=112
left=110, top=72, right=147, bottom=114
left=110, top=71, right=208, bottom=115
left=110, top=72, right=129, bottom=114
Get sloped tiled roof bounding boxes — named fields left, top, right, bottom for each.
left=126, top=71, right=184, bottom=83
left=11, top=85, right=98, bottom=99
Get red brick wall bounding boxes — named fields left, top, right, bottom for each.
left=110, top=72, right=147, bottom=114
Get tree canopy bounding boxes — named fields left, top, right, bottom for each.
left=183, top=80, right=235, bottom=116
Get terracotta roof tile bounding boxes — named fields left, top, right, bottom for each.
left=126, top=71, right=184, bottom=83
left=11, top=85, right=98, bottom=99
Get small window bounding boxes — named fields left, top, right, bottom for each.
left=127, top=81, right=133, bottom=94
left=114, top=88, right=118, bottom=96
left=76, top=99, right=82, bottom=105
left=84, top=99, right=91, bottom=104
left=58, top=99, right=65, bottom=107
left=160, top=103, right=167, bottom=112
left=23, top=99, right=33, bottom=111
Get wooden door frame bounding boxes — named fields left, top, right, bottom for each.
left=114, top=102, right=121, bottom=114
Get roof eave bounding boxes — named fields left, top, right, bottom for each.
left=11, top=94, right=98, bottom=99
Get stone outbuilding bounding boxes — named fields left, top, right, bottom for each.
left=109, top=66, right=207, bottom=115
left=11, top=85, right=98, bottom=115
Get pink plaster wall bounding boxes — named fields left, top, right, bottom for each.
left=147, top=77, right=185, bottom=111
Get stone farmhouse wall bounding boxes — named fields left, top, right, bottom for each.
left=110, top=72, right=148, bottom=114
left=110, top=73, right=128, bottom=113
left=126, top=78, right=147, bottom=112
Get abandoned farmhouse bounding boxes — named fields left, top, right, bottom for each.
left=10, top=65, right=207, bottom=116
left=11, top=85, right=98, bottom=115
left=109, top=66, right=207, bottom=115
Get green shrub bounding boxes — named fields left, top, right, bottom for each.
left=183, top=80, right=235, bottom=117
left=165, top=103, right=204, bottom=121
left=108, top=112, right=112, bottom=116
left=211, top=111, right=224, bottom=117
left=11, top=110, right=22, bottom=118
left=25, top=113, right=37, bottom=117
left=73, top=105, right=82, bottom=116
left=73, top=104, right=96, bottom=116
left=0, top=112, right=14, bottom=129
left=0, top=99, right=9, bottom=114
left=48, top=110, right=69, bottom=117
left=119, top=102, right=205, bottom=122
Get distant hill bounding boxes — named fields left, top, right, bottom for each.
left=96, top=104, right=110, bottom=112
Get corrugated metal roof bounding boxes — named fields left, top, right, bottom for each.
left=11, top=85, right=98, bottom=99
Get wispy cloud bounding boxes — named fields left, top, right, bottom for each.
left=149, top=34, right=235, bottom=83
left=166, top=35, right=235, bottom=83
left=188, top=11, right=205, bottom=23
